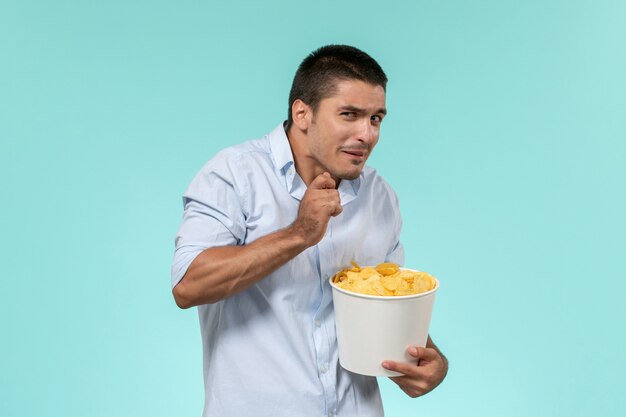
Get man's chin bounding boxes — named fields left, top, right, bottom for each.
left=336, top=169, right=362, bottom=181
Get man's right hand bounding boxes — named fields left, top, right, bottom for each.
left=292, top=172, right=343, bottom=247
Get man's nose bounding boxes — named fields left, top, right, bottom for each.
left=356, top=119, right=375, bottom=144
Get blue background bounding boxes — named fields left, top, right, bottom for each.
left=1, top=1, right=625, bottom=416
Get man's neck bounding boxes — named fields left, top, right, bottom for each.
left=285, top=126, right=340, bottom=188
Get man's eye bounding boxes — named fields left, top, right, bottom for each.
left=371, top=115, right=383, bottom=123
left=341, top=112, right=357, bottom=118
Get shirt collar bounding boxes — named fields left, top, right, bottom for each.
left=268, top=122, right=363, bottom=203
left=268, top=122, right=294, bottom=173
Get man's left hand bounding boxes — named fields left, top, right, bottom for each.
left=381, top=344, right=448, bottom=398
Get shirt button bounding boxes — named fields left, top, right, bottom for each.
left=315, top=320, right=321, bottom=328
left=320, top=363, right=328, bottom=373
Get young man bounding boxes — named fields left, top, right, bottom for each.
left=172, top=45, right=448, bottom=417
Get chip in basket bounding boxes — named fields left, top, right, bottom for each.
left=331, top=262, right=436, bottom=296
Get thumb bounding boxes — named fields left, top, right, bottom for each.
left=408, top=346, right=439, bottom=362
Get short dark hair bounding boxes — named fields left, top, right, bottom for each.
left=286, top=45, right=387, bottom=130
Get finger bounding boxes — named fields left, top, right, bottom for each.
left=389, top=375, right=427, bottom=392
left=321, top=200, right=342, bottom=217
left=388, top=377, right=427, bottom=398
left=309, top=172, right=336, bottom=190
left=326, top=191, right=343, bottom=216
left=381, top=360, right=425, bottom=378
left=407, top=346, right=440, bottom=362
left=331, top=203, right=343, bottom=216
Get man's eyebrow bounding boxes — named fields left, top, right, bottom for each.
left=339, top=105, right=387, bottom=115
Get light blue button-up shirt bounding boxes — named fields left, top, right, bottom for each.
left=172, top=123, right=404, bottom=417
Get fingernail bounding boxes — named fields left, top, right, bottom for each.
left=409, top=346, right=418, bottom=355
left=381, top=361, right=389, bottom=368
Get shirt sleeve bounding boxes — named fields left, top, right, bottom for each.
left=171, top=151, right=248, bottom=289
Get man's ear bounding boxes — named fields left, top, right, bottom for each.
left=291, top=99, right=312, bottom=131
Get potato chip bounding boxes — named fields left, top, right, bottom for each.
left=375, top=262, right=400, bottom=276
left=331, top=262, right=436, bottom=297
left=380, top=275, right=399, bottom=291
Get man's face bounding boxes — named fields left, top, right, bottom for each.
left=306, top=79, right=387, bottom=181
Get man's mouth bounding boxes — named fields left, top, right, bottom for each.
left=341, top=146, right=369, bottom=159
left=343, top=150, right=366, bottom=158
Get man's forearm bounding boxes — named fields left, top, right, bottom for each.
left=172, top=225, right=309, bottom=308
left=173, top=171, right=342, bottom=308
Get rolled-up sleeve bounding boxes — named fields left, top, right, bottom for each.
left=171, top=151, right=248, bottom=289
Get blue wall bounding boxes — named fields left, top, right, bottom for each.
left=1, top=1, right=625, bottom=415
